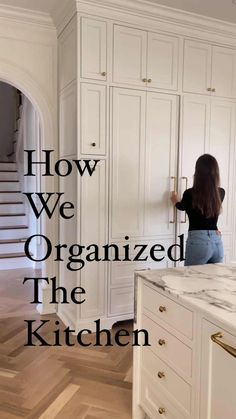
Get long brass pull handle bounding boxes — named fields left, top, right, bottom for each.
left=180, top=176, right=188, bottom=223
left=170, top=176, right=177, bottom=224
left=211, top=332, right=236, bottom=358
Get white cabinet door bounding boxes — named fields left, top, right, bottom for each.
left=147, top=32, right=178, bottom=90
left=113, top=25, right=147, bottom=86
left=183, top=40, right=212, bottom=95
left=81, top=83, right=106, bottom=155
left=200, top=320, right=236, bottom=419
left=81, top=17, right=107, bottom=80
left=111, top=88, right=146, bottom=239
left=178, top=95, right=210, bottom=242
left=80, top=160, right=107, bottom=319
left=211, top=46, right=236, bottom=99
left=144, top=92, right=178, bottom=237
left=209, top=100, right=235, bottom=233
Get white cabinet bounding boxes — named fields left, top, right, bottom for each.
left=147, top=32, right=178, bottom=90
left=183, top=40, right=212, bottom=95
left=183, top=40, right=236, bottom=98
left=200, top=320, right=236, bottom=419
left=80, top=160, right=107, bottom=319
left=113, top=25, right=179, bottom=90
left=144, top=92, right=178, bottom=236
left=81, top=83, right=106, bottom=155
left=212, top=46, right=236, bottom=99
left=81, top=17, right=107, bottom=80
left=113, top=25, right=147, bottom=86
left=111, top=88, right=146, bottom=239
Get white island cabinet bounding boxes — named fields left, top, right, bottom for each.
left=133, top=264, right=236, bottom=419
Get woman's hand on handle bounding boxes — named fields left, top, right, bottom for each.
left=171, top=191, right=179, bottom=205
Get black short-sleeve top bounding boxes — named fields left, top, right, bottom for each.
left=175, top=187, right=225, bottom=231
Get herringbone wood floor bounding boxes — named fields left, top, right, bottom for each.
left=0, top=269, right=133, bottom=419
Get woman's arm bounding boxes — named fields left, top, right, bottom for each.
left=171, top=190, right=188, bottom=211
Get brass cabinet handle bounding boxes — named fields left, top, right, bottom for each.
left=211, top=332, right=236, bottom=358
left=159, top=306, right=166, bottom=313
left=91, top=142, right=96, bottom=147
left=170, top=176, right=177, bottom=224
left=101, top=71, right=106, bottom=76
left=207, top=87, right=212, bottom=91
left=147, top=78, right=152, bottom=83
left=158, top=339, right=166, bottom=346
left=180, top=176, right=188, bottom=223
left=157, top=371, right=165, bottom=379
left=211, top=88, right=216, bottom=92
left=142, top=78, right=147, bottom=82
left=158, top=407, right=166, bottom=415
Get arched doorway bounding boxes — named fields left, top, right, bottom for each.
left=0, top=65, right=58, bottom=315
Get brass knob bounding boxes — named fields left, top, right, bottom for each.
left=101, top=71, right=106, bottom=76
left=159, top=306, right=166, bottom=313
left=157, top=371, right=165, bottom=379
left=158, top=407, right=166, bottom=415
left=211, top=88, right=216, bottom=92
left=142, top=78, right=147, bottom=82
left=91, top=142, right=96, bottom=147
left=147, top=78, right=152, bottom=83
left=207, top=87, right=211, bottom=91
left=158, top=339, right=166, bottom=346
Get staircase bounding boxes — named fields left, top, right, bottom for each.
left=0, top=93, right=33, bottom=270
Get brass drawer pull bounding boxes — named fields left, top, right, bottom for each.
left=157, top=371, right=165, bottom=379
left=158, top=339, right=166, bottom=346
left=211, top=88, right=216, bottom=92
left=159, top=306, right=166, bottom=313
left=101, top=71, right=107, bottom=76
left=142, top=78, right=147, bottom=82
left=147, top=78, right=152, bottom=83
left=91, top=142, right=96, bottom=147
left=211, top=332, right=236, bottom=358
left=158, top=407, right=166, bottom=415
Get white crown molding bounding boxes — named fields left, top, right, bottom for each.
left=52, top=0, right=77, bottom=35
left=77, top=0, right=236, bottom=39
left=0, top=4, right=55, bottom=29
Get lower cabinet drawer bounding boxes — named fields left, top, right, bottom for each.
left=142, top=314, right=192, bottom=378
left=142, top=348, right=192, bottom=415
left=109, top=286, right=134, bottom=316
left=140, top=368, right=187, bottom=419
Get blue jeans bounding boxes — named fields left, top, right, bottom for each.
left=184, top=230, right=224, bottom=266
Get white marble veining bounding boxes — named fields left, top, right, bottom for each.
left=137, top=264, right=236, bottom=331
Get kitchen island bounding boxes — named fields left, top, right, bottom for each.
left=133, top=264, right=236, bottom=419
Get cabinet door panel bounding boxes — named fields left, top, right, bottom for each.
left=200, top=320, right=236, bottom=419
left=183, top=40, right=211, bottom=94
left=212, top=46, right=236, bottom=98
left=80, top=160, right=107, bottom=319
left=113, top=25, right=147, bottom=86
left=144, top=92, right=178, bottom=237
left=111, top=88, right=146, bottom=238
left=178, top=95, right=210, bottom=244
left=81, top=83, right=106, bottom=155
left=81, top=17, right=107, bottom=80
left=147, top=32, right=178, bottom=90
left=209, top=100, right=235, bottom=233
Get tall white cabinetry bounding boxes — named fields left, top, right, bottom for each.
left=58, top=3, right=236, bottom=331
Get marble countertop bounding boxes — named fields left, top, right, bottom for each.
left=137, top=263, right=236, bottom=332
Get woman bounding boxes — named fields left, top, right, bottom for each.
left=171, top=154, right=225, bottom=266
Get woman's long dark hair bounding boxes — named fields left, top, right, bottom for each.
left=192, top=154, right=222, bottom=218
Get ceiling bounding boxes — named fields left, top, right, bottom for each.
left=0, top=0, right=235, bottom=24
left=0, top=0, right=64, bottom=15
left=149, top=0, right=236, bottom=24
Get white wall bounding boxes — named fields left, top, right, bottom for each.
left=0, top=82, right=17, bottom=158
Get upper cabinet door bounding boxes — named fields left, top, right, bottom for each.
left=81, top=83, right=106, bottom=155
left=147, top=32, right=179, bottom=90
left=113, top=25, right=147, bottom=86
left=211, top=46, right=236, bottom=98
left=183, top=40, right=212, bottom=94
left=81, top=17, right=107, bottom=81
